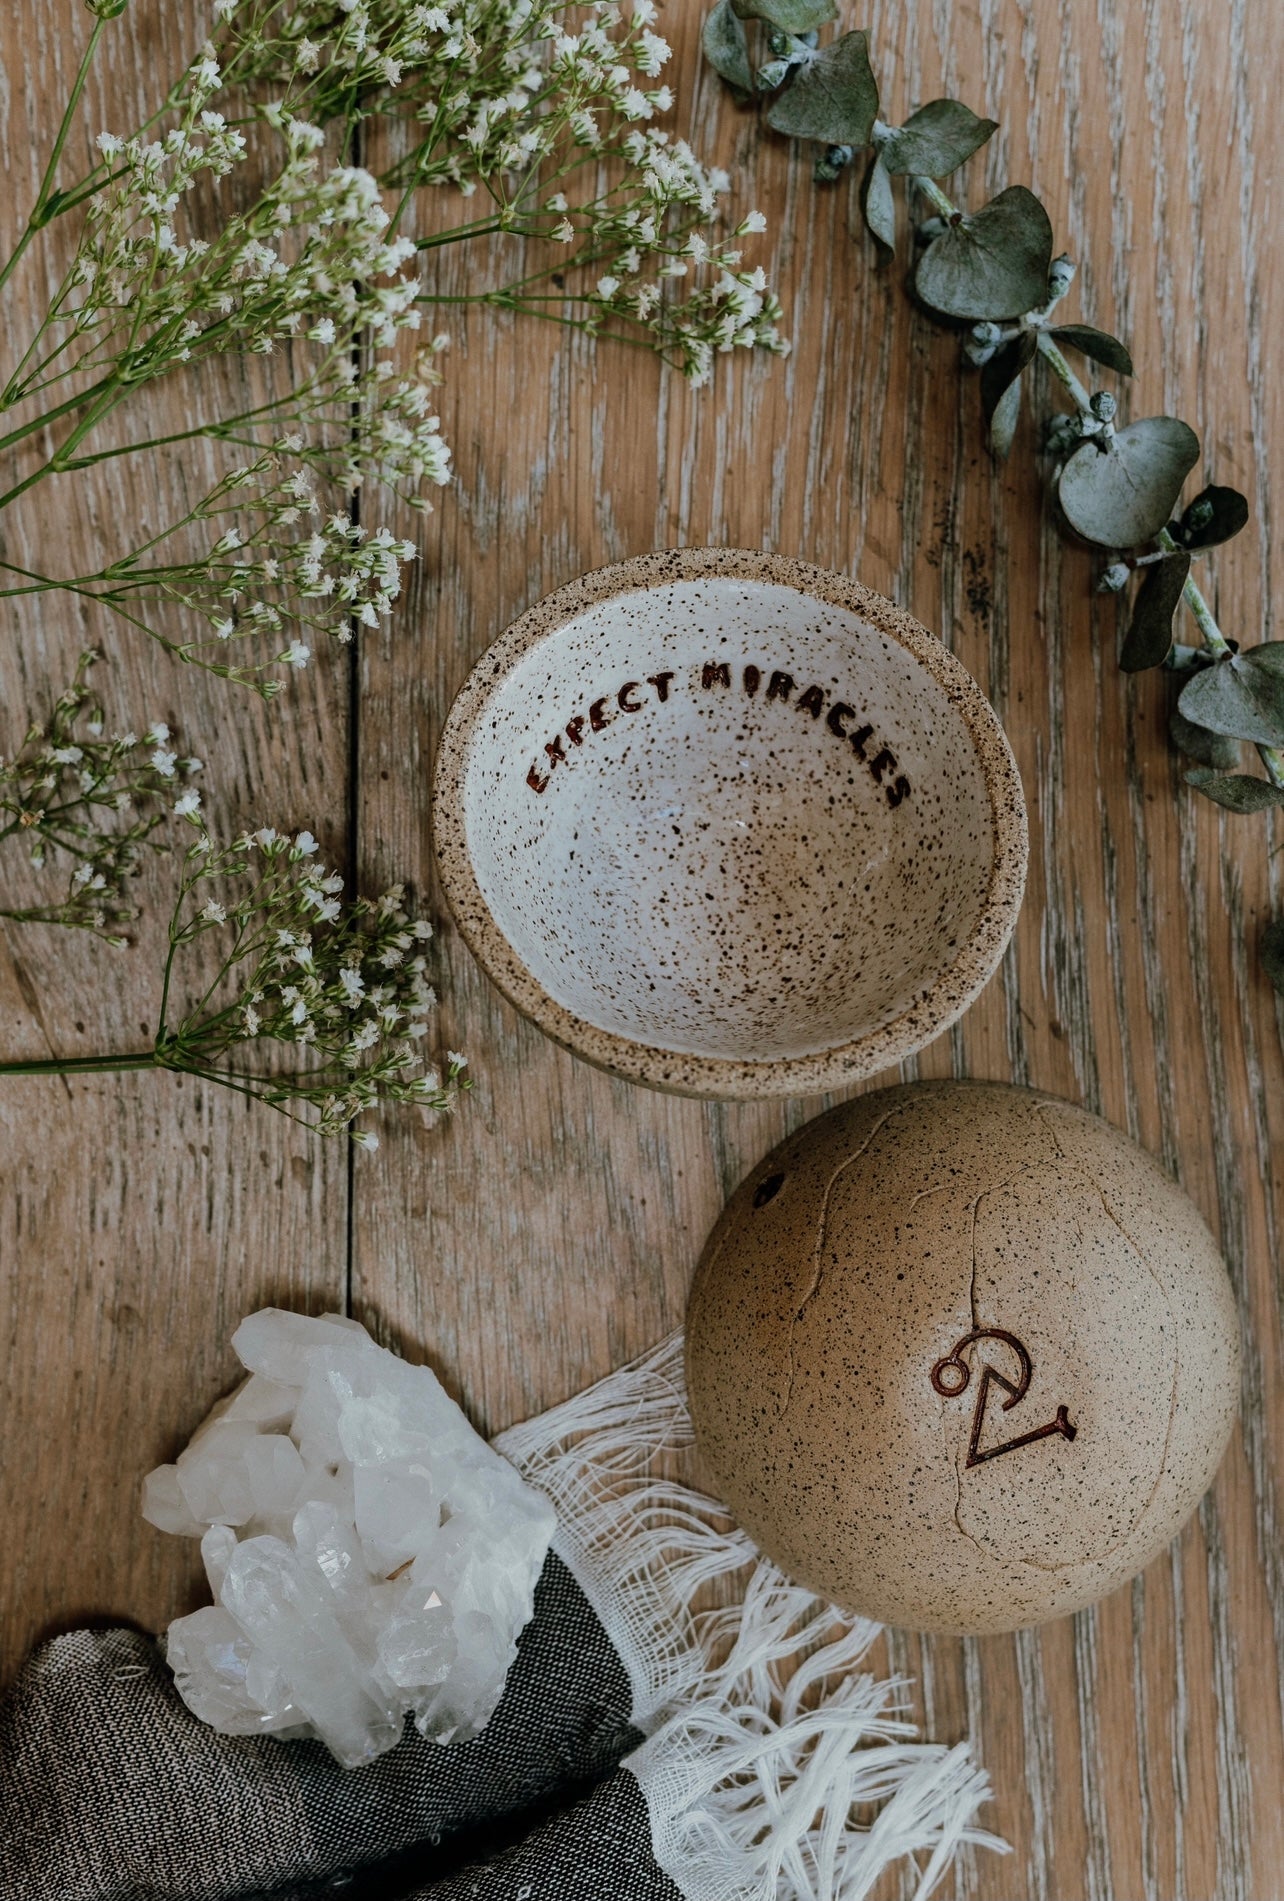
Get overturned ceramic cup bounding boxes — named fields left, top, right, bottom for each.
left=685, top=1082, right=1242, bottom=1633
left=432, top=549, right=1027, bottom=1098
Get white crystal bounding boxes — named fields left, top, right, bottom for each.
left=140, top=1463, right=205, bottom=1537
left=145, top=1308, right=555, bottom=1768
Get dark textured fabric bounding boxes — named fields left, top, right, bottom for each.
left=0, top=1554, right=645, bottom=1901
left=296, top=1554, right=640, bottom=1875
left=253, top=1772, right=681, bottom=1901
left=393, top=1771, right=681, bottom=1901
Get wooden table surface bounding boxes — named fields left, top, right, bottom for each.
left=2, top=3, right=1281, bottom=1896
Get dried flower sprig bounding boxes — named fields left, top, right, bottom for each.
left=0, top=73, right=442, bottom=694
left=0, top=813, right=466, bottom=1145
left=24, top=454, right=426, bottom=693
left=0, top=3, right=781, bottom=704
left=702, top=0, right=1284, bottom=985
left=214, top=0, right=788, bottom=380
left=0, top=651, right=199, bottom=941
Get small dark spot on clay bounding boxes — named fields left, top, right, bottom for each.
left=754, top=1172, right=786, bottom=1208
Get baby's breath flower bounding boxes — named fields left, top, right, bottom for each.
left=194, top=0, right=784, bottom=377
left=152, top=821, right=467, bottom=1140
left=0, top=653, right=198, bottom=940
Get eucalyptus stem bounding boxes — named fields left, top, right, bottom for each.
left=1157, top=526, right=1228, bottom=655
left=1035, top=331, right=1092, bottom=413
left=871, top=122, right=960, bottom=223
left=914, top=173, right=958, bottom=221
left=1154, top=527, right=1284, bottom=791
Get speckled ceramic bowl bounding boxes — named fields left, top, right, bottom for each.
left=432, top=550, right=1027, bottom=1098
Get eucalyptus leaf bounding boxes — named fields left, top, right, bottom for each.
left=1177, top=644, right=1284, bottom=747
left=1262, top=919, right=1284, bottom=996
left=862, top=150, right=895, bottom=253
left=1057, top=416, right=1201, bottom=548
left=1175, top=483, right=1250, bottom=550
left=1120, top=550, right=1191, bottom=672
left=732, top=0, right=837, bottom=29
left=879, top=99, right=998, bottom=177
left=1169, top=707, right=1239, bottom=770
left=989, top=372, right=1024, bottom=458
left=701, top=0, right=754, bottom=94
left=1185, top=771, right=1284, bottom=813
left=981, top=330, right=1037, bottom=426
left=1046, top=324, right=1134, bottom=376
left=765, top=31, right=880, bottom=147
left=914, top=186, right=1055, bottom=320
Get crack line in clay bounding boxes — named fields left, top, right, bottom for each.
left=1032, top=1103, right=1183, bottom=1544
left=780, top=1104, right=908, bottom=1417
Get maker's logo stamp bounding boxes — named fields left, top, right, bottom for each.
left=930, top=1328, right=1076, bottom=1469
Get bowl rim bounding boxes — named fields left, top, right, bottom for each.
left=431, top=548, right=1028, bottom=1100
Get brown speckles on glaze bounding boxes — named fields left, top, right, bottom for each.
left=431, top=549, right=1028, bottom=1099
left=685, top=1081, right=1242, bottom=1634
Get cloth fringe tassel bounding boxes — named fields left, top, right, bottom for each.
left=497, top=1332, right=1009, bottom=1901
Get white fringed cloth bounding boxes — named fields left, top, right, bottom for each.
left=0, top=1333, right=1007, bottom=1901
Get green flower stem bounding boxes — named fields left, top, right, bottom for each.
left=0, top=374, right=119, bottom=468
left=0, top=1049, right=157, bottom=1076
left=1035, top=331, right=1092, bottom=413
left=0, top=1048, right=368, bottom=1132
left=0, top=16, right=108, bottom=299
left=413, top=214, right=510, bottom=251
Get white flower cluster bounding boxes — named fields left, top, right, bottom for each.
left=213, top=0, right=786, bottom=378
left=5, top=38, right=427, bottom=441
left=343, top=352, right=454, bottom=500
left=0, top=653, right=201, bottom=940
left=4, top=0, right=781, bottom=744
left=163, top=819, right=466, bottom=1142
left=220, top=0, right=676, bottom=184
left=99, top=450, right=430, bottom=694
left=569, top=134, right=786, bottom=381
left=63, top=111, right=420, bottom=391
left=0, top=29, right=462, bottom=696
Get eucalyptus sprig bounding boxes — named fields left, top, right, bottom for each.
left=702, top=0, right=1284, bottom=987
left=0, top=651, right=199, bottom=941
left=0, top=815, right=467, bottom=1146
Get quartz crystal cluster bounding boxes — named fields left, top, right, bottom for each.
left=142, top=1309, right=556, bottom=1767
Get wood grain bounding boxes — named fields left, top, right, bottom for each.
left=3, top=2, right=1282, bottom=1897
left=0, top=3, right=351, bottom=1665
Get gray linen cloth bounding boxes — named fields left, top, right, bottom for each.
left=0, top=1554, right=680, bottom=1901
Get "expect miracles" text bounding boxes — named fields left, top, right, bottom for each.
left=524, top=659, right=912, bottom=807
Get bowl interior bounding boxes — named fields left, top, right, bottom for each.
left=456, top=573, right=1002, bottom=1066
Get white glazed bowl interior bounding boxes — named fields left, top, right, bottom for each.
left=435, top=553, right=1026, bottom=1097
